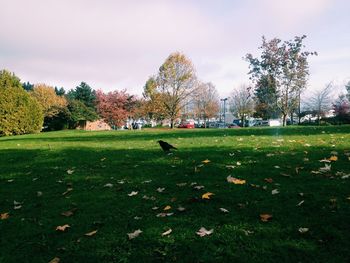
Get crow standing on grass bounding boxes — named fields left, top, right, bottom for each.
left=157, top=140, right=177, bottom=152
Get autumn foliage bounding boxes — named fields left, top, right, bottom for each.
left=96, top=89, right=136, bottom=127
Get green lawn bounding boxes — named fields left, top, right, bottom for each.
left=1, top=126, right=350, bottom=263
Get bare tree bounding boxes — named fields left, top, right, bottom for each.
left=229, top=84, right=255, bottom=127
left=305, top=82, right=333, bottom=125
left=156, top=52, right=197, bottom=128
left=193, top=82, right=220, bottom=127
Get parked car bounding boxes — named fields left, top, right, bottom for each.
left=178, top=121, right=195, bottom=128
left=227, top=123, right=241, bottom=128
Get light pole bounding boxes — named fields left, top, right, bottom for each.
left=221, top=98, right=228, bottom=126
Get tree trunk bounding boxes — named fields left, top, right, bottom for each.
left=282, top=114, right=287, bottom=126
left=170, top=119, right=174, bottom=129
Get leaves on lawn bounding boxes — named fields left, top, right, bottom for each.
left=104, top=183, right=113, bottom=188
left=85, top=230, right=98, bottom=236
left=219, top=208, right=229, bottom=213
left=128, top=229, right=142, bottom=240
left=260, top=214, right=273, bottom=222
left=296, top=200, right=305, bottom=206
left=202, top=159, right=211, bottom=164
left=66, top=169, right=74, bottom=175
left=157, top=187, right=165, bottom=193
left=196, top=227, right=214, bottom=237
left=163, top=205, right=171, bottom=211
left=202, top=192, right=214, bottom=199
left=61, top=208, right=77, bottom=217
left=1, top=212, right=9, bottom=220
left=227, top=175, right=246, bottom=184
left=49, top=257, right=60, bottom=263
left=56, top=224, right=70, bottom=231
left=161, top=229, right=172, bottom=236
left=156, top=212, right=173, bottom=217
left=271, top=189, right=280, bottom=195
left=128, top=191, right=138, bottom=196
left=264, top=178, right=273, bottom=183
left=62, top=188, right=73, bottom=196
left=298, top=227, right=309, bottom=233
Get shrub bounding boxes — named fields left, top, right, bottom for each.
left=0, top=87, right=43, bottom=136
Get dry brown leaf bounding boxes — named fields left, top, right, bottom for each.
left=264, top=178, right=273, bottom=183
left=1, top=212, right=9, bottom=220
left=202, top=159, right=211, bottom=164
left=227, top=175, right=246, bottom=184
left=85, top=230, right=98, bottom=236
left=202, top=192, right=214, bottom=199
left=49, top=257, right=60, bottom=263
left=56, top=224, right=70, bottom=231
left=260, top=214, right=273, bottom=222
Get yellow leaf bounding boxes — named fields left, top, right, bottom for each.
left=202, top=159, right=211, bottom=164
left=163, top=205, right=172, bottom=211
left=85, top=230, right=98, bottom=236
left=260, top=214, right=273, bottom=222
left=202, top=192, right=214, bottom=199
left=329, top=156, right=338, bottom=161
left=56, top=224, right=70, bottom=231
left=0, top=212, right=9, bottom=220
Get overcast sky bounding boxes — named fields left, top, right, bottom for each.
left=1, top=0, right=349, bottom=97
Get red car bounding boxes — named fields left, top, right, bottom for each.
left=178, top=121, right=195, bottom=128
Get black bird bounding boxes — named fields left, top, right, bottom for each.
left=157, top=140, right=177, bottom=152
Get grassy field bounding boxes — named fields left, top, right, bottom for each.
left=0, top=126, right=350, bottom=263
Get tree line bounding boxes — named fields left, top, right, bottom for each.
left=1, top=35, right=349, bottom=136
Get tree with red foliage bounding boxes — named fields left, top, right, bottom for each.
left=96, top=89, right=136, bottom=128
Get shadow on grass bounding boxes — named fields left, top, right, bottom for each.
left=1, top=142, right=350, bottom=262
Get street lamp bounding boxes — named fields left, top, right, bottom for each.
left=220, top=98, right=228, bottom=126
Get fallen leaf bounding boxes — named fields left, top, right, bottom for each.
left=176, top=183, right=187, bottom=187
left=226, top=165, right=236, bottom=169
left=161, top=229, right=172, bottom=236
left=156, top=212, right=173, bottom=217
left=219, top=208, right=229, bottom=213
left=236, top=161, right=242, bottom=166
left=1, top=212, right=9, bottom=220
left=260, top=214, right=273, bottom=222
left=56, top=224, right=70, bottom=231
left=271, top=189, right=280, bottom=195
left=194, top=185, right=205, bottom=190
left=37, top=191, right=43, bottom=197
left=14, top=205, right=22, bottom=210
left=163, top=205, right=171, bottom=211
left=128, top=191, right=138, bottom=196
left=177, top=206, right=186, bottom=212
left=202, top=192, right=214, bottom=199
left=274, top=166, right=280, bottom=169
left=319, top=158, right=331, bottom=163
left=49, top=257, right=60, bottom=263
left=85, top=230, right=98, bottom=236
left=227, top=175, right=246, bottom=184
left=104, top=183, right=113, bottom=188
left=156, top=187, right=165, bottom=193
left=196, top=227, right=214, bottom=237
left=319, top=164, right=331, bottom=173
left=298, top=227, right=309, bottom=233
left=329, top=156, right=338, bottom=161
left=264, top=178, right=273, bottom=183
left=62, top=188, right=73, bottom=196
left=152, top=206, right=159, bottom=210
left=296, top=200, right=305, bottom=206
left=66, top=169, right=74, bottom=175
left=202, top=159, right=211, bottom=164
left=127, top=229, right=142, bottom=240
